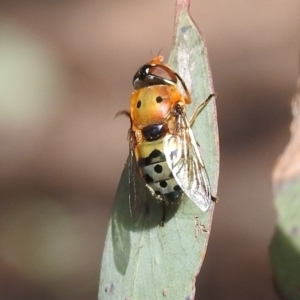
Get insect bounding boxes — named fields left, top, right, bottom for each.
left=120, top=56, right=215, bottom=222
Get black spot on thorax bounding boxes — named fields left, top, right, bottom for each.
left=156, top=96, right=163, bottom=103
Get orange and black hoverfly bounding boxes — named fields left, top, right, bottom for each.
left=119, top=56, right=216, bottom=222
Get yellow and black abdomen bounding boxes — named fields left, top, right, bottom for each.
left=135, top=135, right=182, bottom=203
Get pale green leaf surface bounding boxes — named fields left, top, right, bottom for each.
left=99, top=6, right=219, bottom=300
left=271, top=178, right=300, bottom=300
left=270, top=81, right=300, bottom=300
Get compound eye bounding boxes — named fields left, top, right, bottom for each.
left=132, top=63, right=178, bottom=89
left=133, top=66, right=149, bottom=89
left=148, top=65, right=177, bottom=84
left=132, top=68, right=141, bottom=84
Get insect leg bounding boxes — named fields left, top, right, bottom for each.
left=174, top=72, right=192, bottom=104
left=115, top=110, right=130, bottom=119
left=189, top=93, right=217, bottom=126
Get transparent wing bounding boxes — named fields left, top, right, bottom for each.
left=128, top=148, right=167, bottom=226
left=163, top=115, right=212, bottom=211
left=128, top=148, right=151, bottom=224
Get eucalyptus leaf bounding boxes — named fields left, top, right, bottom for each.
left=271, top=178, right=300, bottom=300
left=99, top=4, right=219, bottom=300
left=270, top=80, right=300, bottom=300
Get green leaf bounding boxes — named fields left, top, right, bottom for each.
left=271, top=179, right=300, bottom=300
left=270, top=78, right=300, bottom=300
left=99, top=3, right=219, bottom=300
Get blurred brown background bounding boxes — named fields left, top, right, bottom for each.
left=0, top=1, right=299, bottom=299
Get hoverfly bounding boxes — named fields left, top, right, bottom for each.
left=119, top=56, right=216, bottom=223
